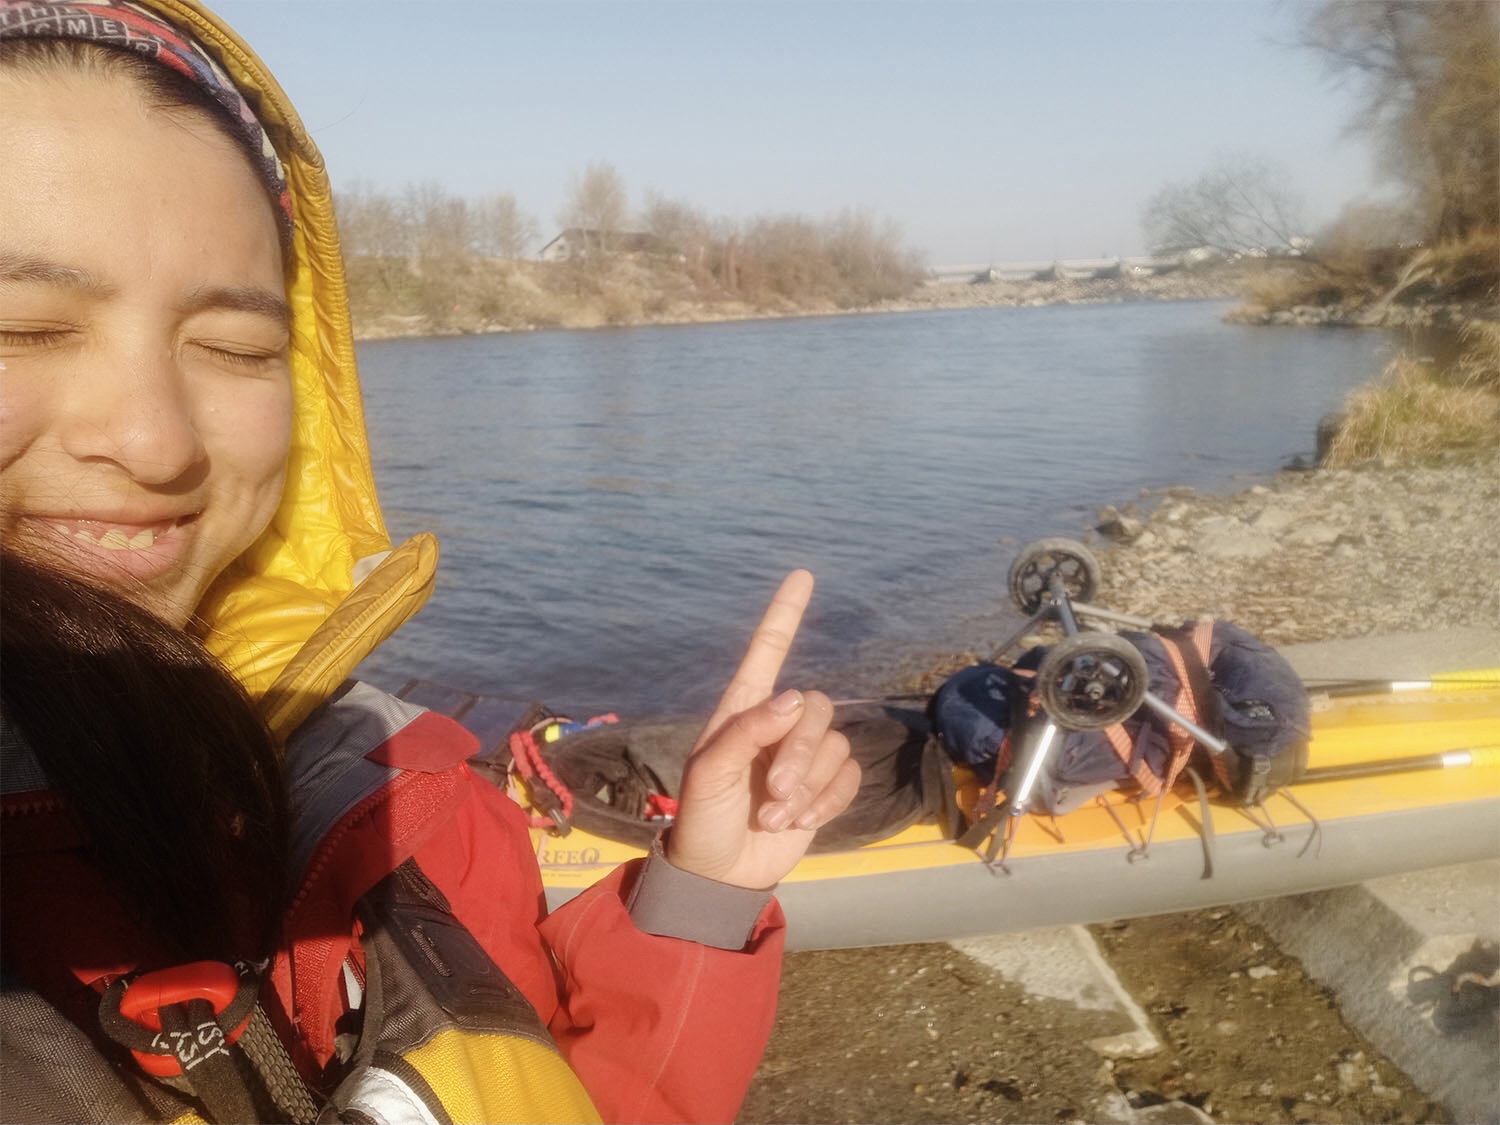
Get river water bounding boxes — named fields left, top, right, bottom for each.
left=353, top=300, right=1403, bottom=715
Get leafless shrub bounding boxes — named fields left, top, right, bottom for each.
left=1241, top=263, right=1348, bottom=311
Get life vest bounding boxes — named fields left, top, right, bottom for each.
left=321, top=857, right=603, bottom=1125
left=0, top=867, right=601, bottom=1125
left=0, top=688, right=602, bottom=1125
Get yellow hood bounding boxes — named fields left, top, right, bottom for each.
left=147, top=0, right=438, bottom=735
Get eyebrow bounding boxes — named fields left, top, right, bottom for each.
left=181, top=284, right=292, bottom=329
left=0, top=253, right=114, bottom=297
left=0, top=253, right=290, bottom=330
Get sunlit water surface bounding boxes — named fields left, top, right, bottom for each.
left=354, top=301, right=1403, bottom=715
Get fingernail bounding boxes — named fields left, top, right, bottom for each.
left=769, top=767, right=796, bottom=798
left=761, top=803, right=792, bottom=831
left=770, top=689, right=803, bottom=715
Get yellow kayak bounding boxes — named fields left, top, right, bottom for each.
left=399, top=675, right=1500, bottom=951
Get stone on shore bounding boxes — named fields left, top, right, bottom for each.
left=1095, top=447, right=1500, bottom=646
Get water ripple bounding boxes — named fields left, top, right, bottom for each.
left=355, top=303, right=1398, bottom=714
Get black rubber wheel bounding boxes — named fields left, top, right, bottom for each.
left=1035, top=632, right=1149, bottom=730
left=1007, top=537, right=1103, bottom=614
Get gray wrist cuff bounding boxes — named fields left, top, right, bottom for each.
left=626, top=839, right=774, bottom=951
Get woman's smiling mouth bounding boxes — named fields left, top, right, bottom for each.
left=73, top=523, right=163, bottom=550
left=25, top=514, right=200, bottom=582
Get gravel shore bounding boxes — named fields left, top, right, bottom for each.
left=1092, top=445, right=1500, bottom=645
left=742, top=444, right=1499, bottom=1125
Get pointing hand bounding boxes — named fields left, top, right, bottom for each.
left=666, top=570, right=860, bottom=889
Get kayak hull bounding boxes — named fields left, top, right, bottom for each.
left=401, top=679, right=1500, bottom=950
left=734, top=798, right=1500, bottom=950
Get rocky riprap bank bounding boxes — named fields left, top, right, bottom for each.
left=876, top=266, right=1248, bottom=314
left=1225, top=299, right=1489, bottom=330
left=1090, top=447, right=1500, bottom=647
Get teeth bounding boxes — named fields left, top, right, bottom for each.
left=76, top=527, right=157, bottom=551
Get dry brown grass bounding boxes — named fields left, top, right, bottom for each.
left=1242, top=229, right=1499, bottom=318
left=344, top=246, right=914, bottom=337
left=1412, top=231, right=1500, bottom=304
left=1241, top=262, right=1351, bottom=311
left=1454, top=317, right=1500, bottom=391
left=1323, top=350, right=1500, bottom=467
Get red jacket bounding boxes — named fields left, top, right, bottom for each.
left=2, top=698, right=784, bottom=1124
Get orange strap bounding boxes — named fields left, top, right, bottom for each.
left=1156, top=620, right=1220, bottom=789
left=1100, top=621, right=1218, bottom=796
left=1189, top=619, right=1234, bottom=789
left=1102, top=722, right=1164, bottom=796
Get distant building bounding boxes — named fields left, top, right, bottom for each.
left=538, top=228, right=676, bottom=262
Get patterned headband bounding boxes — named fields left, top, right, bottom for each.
left=0, top=0, right=295, bottom=246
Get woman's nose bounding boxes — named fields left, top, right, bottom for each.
left=58, top=347, right=208, bottom=486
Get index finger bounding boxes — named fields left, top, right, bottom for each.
left=695, top=569, right=814, bottom=750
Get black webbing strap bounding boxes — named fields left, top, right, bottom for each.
left=1183, top=766, right=1217, bottom=880
left=239, top=1008, right=322, bottom=1124
left=956, top=671, right=1035, bottom=853
left=156, top=998, right=258, bottom=1124
left=98, top=963, right=321, bottom=1124
left=97, top=969, right=259, bottom=1058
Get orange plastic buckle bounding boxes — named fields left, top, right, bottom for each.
left=117, top=961, right=252, bottom=1077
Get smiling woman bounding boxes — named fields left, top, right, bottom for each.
left=0, top=3, right=854, bottom=1123
left=0, top=44, right=293, bottom=627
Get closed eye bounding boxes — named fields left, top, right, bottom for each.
left=191, top=339, right=287, bottom=370
left=0, top=327, right=76, bottom=349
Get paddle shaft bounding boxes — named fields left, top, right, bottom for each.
left=1314, top=670, right=1500, bottom=698
left=1297, top=746, right=1497, bottom=783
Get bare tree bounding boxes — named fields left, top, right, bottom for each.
left=402, top=181, right=474, bottom=261
left=472, top=192, right=539, bottom=259
left=1298, top=1, right=1499, bottom=244
left=823, top=208, right=926, bottom=303
left=641, top=190, right=712, bottom=260
left=735, top=214, right=834, bottom=301
left=558, top=162, right=629, bottom=256
left=1142, top=155, right=1306, bottom=256
left=331, top=168, right=928, bottom=322
left=336, top=182, right=412, bottom=259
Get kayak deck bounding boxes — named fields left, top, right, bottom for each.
left=398, top=678, right=1499, bottom=946
left=533, top=688, right=1499, bottom=889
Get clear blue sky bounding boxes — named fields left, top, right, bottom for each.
left=212, top=0, right=1382, bottom=265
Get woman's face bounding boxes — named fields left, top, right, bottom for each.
left=0, top=66, right=293, bottom=628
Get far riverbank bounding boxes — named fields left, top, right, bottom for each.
left=350, top=260, right=1256, bottom=341
left=352, top=253, right=1491, bottom=346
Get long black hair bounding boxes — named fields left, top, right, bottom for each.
left=1, top=553, right=289, bottom=963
